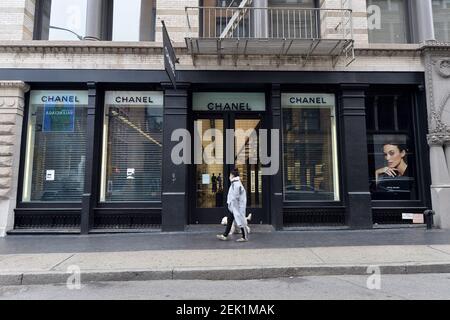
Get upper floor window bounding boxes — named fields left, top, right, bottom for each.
left=112, top=0, right=156, bottom=41
left=433, top=0, right=450, bottom=42
left=36, top=0, right=88, bottom=40
left=34, top=0, right=156, bottom=41
left=367, top=0, right=410, bottom=43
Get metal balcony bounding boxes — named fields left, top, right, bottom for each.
left=185, top=6, right=355, bottom=66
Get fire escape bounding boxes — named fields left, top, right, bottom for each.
left=185, top=0, right=355, bottom=67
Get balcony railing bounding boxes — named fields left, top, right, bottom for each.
left=185, top=6, right=355, bottom=66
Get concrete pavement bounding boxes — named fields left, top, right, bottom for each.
left=1, top=228, right=450, bottom=285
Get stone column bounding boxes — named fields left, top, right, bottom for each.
left=140, top=0, right=156, bottom=41
left=411, top=0, right=436, bottom=43
left=85, top=0, right=105, bottom=40
left=253, top=0, right=268, bottom=39
left=428, top=135, right=450, bottom=229
left=423, top=44, right=450, bottom=229
left=0, top=81, right=29, bottom=237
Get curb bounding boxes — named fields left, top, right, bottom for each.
left=2, top=263, right=450, bottom=286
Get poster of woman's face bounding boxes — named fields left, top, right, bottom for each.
left=376, top=143, right=408, bottom=179
left=369, top=138, right=416, bottom=200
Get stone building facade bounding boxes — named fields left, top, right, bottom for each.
left=0, top=0, right=449, bottom=236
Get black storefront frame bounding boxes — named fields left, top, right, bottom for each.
left=92, top=84, right=164, bottom=229
left=367, top=86, right=432, bottom=224
left=15, top=83, right=89, bottom=230
left=279, top=86, right=347, bottom=226
left=280, top=86, right=345, bottom=207
left=4, top=69, right=431, bottom=233
left=189, top=107, right=271, bottom=225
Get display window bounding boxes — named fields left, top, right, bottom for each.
left=100, top=91, right=164, bottom=202
left=366, top=93, right=418, bottom=201
left=23, top=90, right=89, bottom=202
left=282, top=93, right=340, bottom=201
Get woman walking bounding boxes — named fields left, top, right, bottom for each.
left=217, top=168, right=249, bottom=242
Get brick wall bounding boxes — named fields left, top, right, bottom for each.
left=0, top=0, right=35, bottom=41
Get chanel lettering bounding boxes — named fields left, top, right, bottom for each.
left=289, top=97, right=327, bottom=104
left=207, top=102, right=252, bottom=111
left=115, top=96, right=155, bottom=104
left=41, top=96, right=80, bottom=103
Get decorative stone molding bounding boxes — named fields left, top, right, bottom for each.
left=422, top=40, right=450, bottom=133
left=0, top=41, right=425, bottom=61
left=0, top=81, right=29, bottom=113
left=0, top=41, right=173, bottom=55
left=0, top=81, right=30, bottom=90
left=428, top=132, right=450, bottom=146
left=0, top=80, right=29, bottom=236
left=421, top=40, right=450, bottom=52
left=436, top=59, right=450, bottom=78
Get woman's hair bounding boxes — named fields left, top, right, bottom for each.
left=231, top=168, right=240, bottom=177
left=384, top=142, right=408, bottom=154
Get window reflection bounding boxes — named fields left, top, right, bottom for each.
left=39, top=0, right=88, bottom=40
left=433, top=0, right=450, bottom=42
left=112, top=0, right=156, bottom=41
left=101, top=92, right=163, bottom=202
left=367, top=0, right=409, bottom=43
left=282, top=94, right=339, bottom=201
left=23, top=91, right=89, bottom=202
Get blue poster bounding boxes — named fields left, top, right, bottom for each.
left=43, top=103, right=75, bottom=132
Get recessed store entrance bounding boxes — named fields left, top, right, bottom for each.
left=190, top=113, right=269, bottom=225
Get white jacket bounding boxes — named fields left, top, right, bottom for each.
left=227, top=177, right=247, bottom=228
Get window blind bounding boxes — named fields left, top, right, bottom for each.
left=104, top=105, right=163, bottom=202
left=29, top=105, right=88, bottom=202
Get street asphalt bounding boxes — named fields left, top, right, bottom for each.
left=2, top=274, right=450, bottom=300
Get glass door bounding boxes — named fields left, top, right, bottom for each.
left=234, top=118, right=263, bottom=209
left=195, top=117, right=225, bottom=210
left=191, top=113, right=268, bottom=224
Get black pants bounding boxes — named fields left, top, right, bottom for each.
left=223, top=210, right=247, bottom=239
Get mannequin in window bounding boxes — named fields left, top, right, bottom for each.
left=212, top=173, right=218, bottom=193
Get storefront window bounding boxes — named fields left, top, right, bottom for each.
left=101, top=91, right=163, bottom=202
left=366, top=93, right=418, bottom=201
left=23, top=91, right=89, bottom=202
left=432, top=0, right=450, bottom=42
left=38, top=0, right=88, bottom=40
left=367, top=0, right=410, bottom=43
left=282, top=94, right=339, bottom=201
left=112, top=0, right=156, bottom=41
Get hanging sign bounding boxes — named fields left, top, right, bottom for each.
left=162, top=20, right=179, bottom=89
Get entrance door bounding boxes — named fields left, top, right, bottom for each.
left=191, top=113, right=268, bottom=224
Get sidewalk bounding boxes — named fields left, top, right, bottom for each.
left=1, top=228, right=450, bottom=285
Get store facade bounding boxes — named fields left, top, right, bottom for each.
left=2, top=69, right=431, bottom=234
